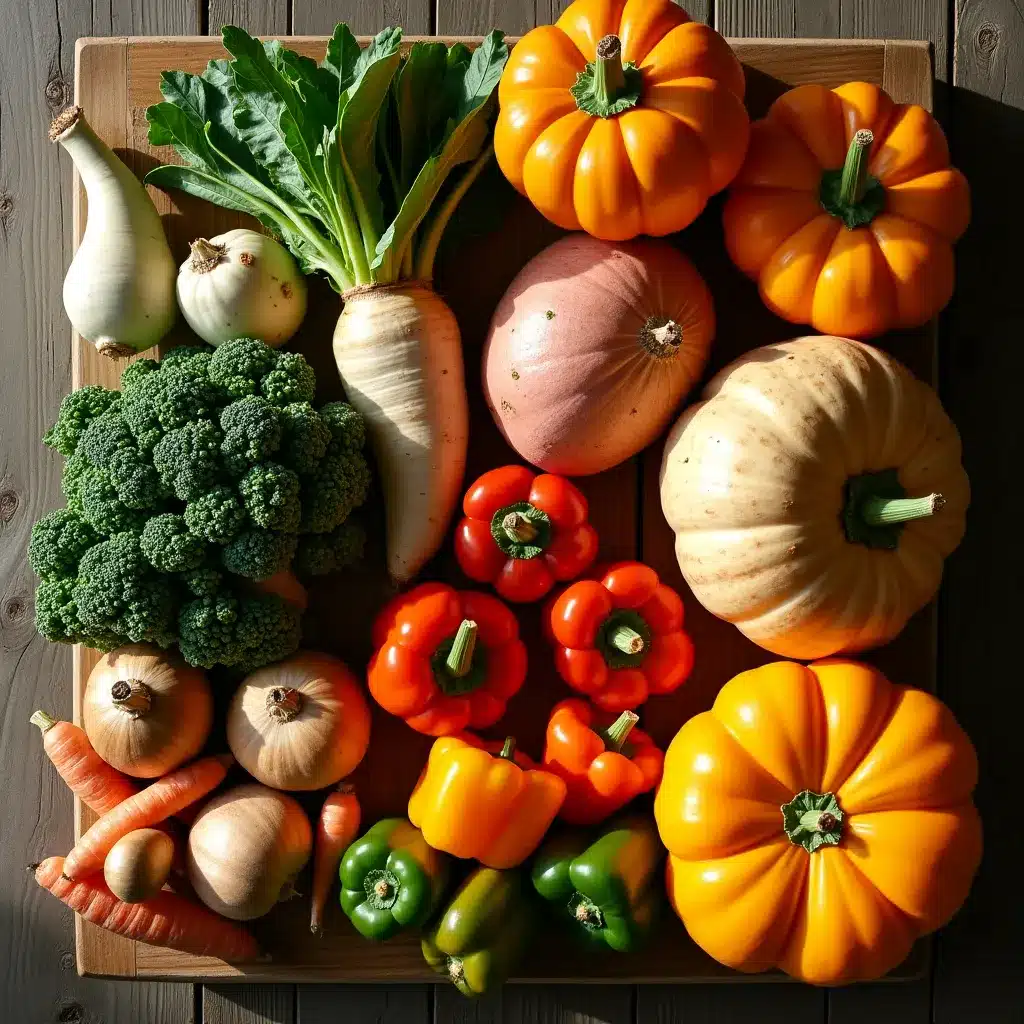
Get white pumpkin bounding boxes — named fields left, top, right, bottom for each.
left=176, top=228, right=307, bottom=347
left=659, top=336, right=969, bottom=659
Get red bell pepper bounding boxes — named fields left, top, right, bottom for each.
left=544, top=698, right=664, bottom=825
left=454, top=465, right=599, bottom=603
left=548, top=562, right=694, bottom=711
left=368, top=582, right=528, bottom=736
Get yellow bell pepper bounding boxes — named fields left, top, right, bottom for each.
left=408, top=733, right=566, bottom=868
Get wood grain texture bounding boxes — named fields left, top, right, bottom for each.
left=292, top=0, right=432, bottom=34
left=0, top=0, right=192, bottom=1015
left=204, top=985, right=295, bottom=1023
left=298, top=985, right=431, bottom=1023
left=933, top=1, right=1024, bottom=1021
left=434, top=0, right=706, bottom=34
left=208, top=0, right=289, bottom=34
left=827, top=980, right=931, bottom=1024
left=636, top=986, right=826, bottom=1023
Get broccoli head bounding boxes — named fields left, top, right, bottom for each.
left=73, top=533, right=178, bottom=647
left=77, top=408, right=136, bottom=469
left=43, top=386, right=121, bottom=457
left=294, top=519, right=366, bottom=576
left=239, top=463, right=301, bottom=532
left=140, top=513, right=208, bottom=573
left=61, top=451, right=90, bottom=511
left=121, top=363, right=220, bottom=445
left=318, top=401, right=366, bottom=454
left=159, top=344, right=214, bottom=372
left=35, top=576, right=121, bottom=651
left=178, top=590, right=301, bottom=671
left=184, top=485, right=247, bottom=544
left=118, top=358, right=160, bottom=394
left=79, top=466, right=150, bottom=535
left=120, top=372, right=167, bottom=452
left=208, top=337, right=278, bottom=399
left=222, top=527, right=298, bottom=580
left=279, top=402, right=330, bottom=475
left=220, top=396, right=281, bottom=475
left=107, top=448, right=166, bottom=510
left=300, top=451, right=371, bottom=534
left=152, top=420, right=223, bottom=501
left=261, top=352, right=316, bottom=407
left=29, top=508, right=99, bottom=579
left=179, top=565, right=224, bottom=598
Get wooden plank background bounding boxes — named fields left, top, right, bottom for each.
left=1, top=1, right=1020, bottom=1023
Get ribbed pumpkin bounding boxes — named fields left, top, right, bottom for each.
left=659, top=336, right=968, bottom=659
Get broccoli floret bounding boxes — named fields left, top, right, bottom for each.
left=140, top=513, right=207, bottom=573
left=184, top=485, right=247, bottom=544
left=222, top=527, right=298, bottom=580
left=300, top=451, right=370, bottom=533
left=79, top=466, right=149, bottom=535
left=43, top=386, right=121, bottom=457
left=294, top=519, right=366, bottom=576
left=74, top=533, right=178, bottom=646
left=179, top=565, right=224, bottom=598
left=261, top=352, right=316, bottom=407
left=152, top=420, right=223, bottom=501
left=178, top=590, right=301, bottom=671
left=34, top=576, right=121, bottom=651
left=208, top=338, right=277, bottom=399
left=160, top=344, right=214, bottom=372
left=122, top=364, right=220, bottom=444
left=318, top=401, right=365, bottom=454
left=77, top=408, right=135, bottom=469
left=238, top=463, right=301, bottom=532
left=61, top=450, right=91, bottom=512
left=107, top=449, right=166, bottom=510
left=279, top=402, right=330, bottom=475
left=119, top=358, right=160, bottom=394
left=29, top=508, right=99, bottom=579
left=220, top=396, right=281, bottom=475
left=120, top=372, right=167, bottom=452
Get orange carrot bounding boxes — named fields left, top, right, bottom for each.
left=310, top=782, right=361, bottom=935
left=31, top=710, right=138, bottom=814
left=33, top=856, right=260, bottom=961
left=63, top=754, right=232, bottom=881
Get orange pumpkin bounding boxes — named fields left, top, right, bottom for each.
left=654, top=660, right=982, bottom=985
left=494, top=0, right=749, bottom=240
left=723, top=81, right=970, bottom=338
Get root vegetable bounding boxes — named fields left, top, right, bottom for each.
left=104, top=828, right=176, bottom=903
left=310, top=783, right=361, bottom=935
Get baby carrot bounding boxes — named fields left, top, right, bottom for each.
left=310, top=782, right=361, bottom=935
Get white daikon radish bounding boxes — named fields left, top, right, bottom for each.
left=50, top=106, right=176, bottom=358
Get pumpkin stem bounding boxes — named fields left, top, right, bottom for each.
left=267, top=686, right=303, bottom=722
left=861, top=492, right=945, bottom=525
left=445, top=619, right=479, bottom=678
left=570, top=34, right=644, bottom=119
left=639, top=317, right=683, bottom=358
left=110, top=679, right=152, bottom=718
left=781, top=790, right=845, bottom=853
left=839, top=130, right=874, bottom=206
left=502, top=510, right=538, bottom=543
left=189, top=237, right=227, bottom=274
left=596, top=710, right=639, bottom=754
left=819, top=129, right=885, bottom=229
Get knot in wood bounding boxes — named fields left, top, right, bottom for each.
left=0, top=489, right=18, bottom=522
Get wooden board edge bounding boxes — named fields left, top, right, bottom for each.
left=883, top=39, right=934, bottom=110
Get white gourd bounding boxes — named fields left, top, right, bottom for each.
left=49, top=106, right=177, bottom=358
left=176, top=229, right=307, bottom=347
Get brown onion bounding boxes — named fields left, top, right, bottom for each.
left=103, top=828, right=175, bottom=903
left=83, top=645, right=213, bottom=778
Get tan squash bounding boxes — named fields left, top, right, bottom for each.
left=659, top=336, right=968, bottom=659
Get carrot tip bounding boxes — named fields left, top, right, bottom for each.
left=27, top=863, right=40, bottom=873
left=310, top=924, right=321, bottom=937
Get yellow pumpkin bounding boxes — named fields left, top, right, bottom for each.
left=659, top=336, right=968, bottom=659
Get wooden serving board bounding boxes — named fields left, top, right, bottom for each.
left=70, top=34, right=936, bottom=983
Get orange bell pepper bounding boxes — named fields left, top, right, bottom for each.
left=543, top=698, right=664, bottom=825
left=368, top=582, right=528, bottom=736
left=408, top=733, right=566, bottom=869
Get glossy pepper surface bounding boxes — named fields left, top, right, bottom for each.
left=455, top=465, right=599, bottom=603
left=408, top=733, right=566, bottom=868
left=549, top=561, right=694, bottom=711
left=422, top=866, right=535, bottom=997
left=544, top=698, right=663, bottom=824
left=531, top=815, right=663, bottom=952
left=655, top=660, right=983, bottom=985
left=338, top=818, right=450, bottom=940
left=368, top=582, right=528, bottom=736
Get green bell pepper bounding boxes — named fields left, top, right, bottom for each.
left=530, top=815, right=663, bottom=952
left=339, top=818, right=449, bottom=940
left=422, top=866, right=534, bottom=997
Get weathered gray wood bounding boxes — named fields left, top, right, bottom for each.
left=298, top=985, right=431, bottom=1023
left=204, top=986, right=295, bottom=1023
left=716, top=1, right=839, bottom=36
left=503, top=985, right=634, bottom=1023
left=637, top=985, right=826, bottom=1023
left=434, top=987, right=505, bottom=1023
left=435, top=0, right=706, bottom=35
left=292, top=0, right=431, bottom=34
left=934, top=2, right=1024, bottom=1022
left=828, top=981, right=930, bottom=1023
left=209, top=0, right=288, bottom=34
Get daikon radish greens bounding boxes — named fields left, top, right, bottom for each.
left=146, top=25, right=509, bottom=582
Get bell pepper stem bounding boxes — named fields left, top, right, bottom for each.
left=445, top=619, right=479, bottom=678
left=599, top=710, right=639, bottom=753
left=499, top=736, right=516, bottom=761
left=447, top=957, right=465, bottom=983
left=861, top=492, right=945, bottom=526
left=593, top=35, right=626, bottom=105
left=502, top=510, right=538, bottom=543
left=839, top=129, right=874, bottom=206
left=609, top=623, right=645, bottom=655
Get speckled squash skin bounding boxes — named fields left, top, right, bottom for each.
left=659, top=336, right=968, bottom=658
